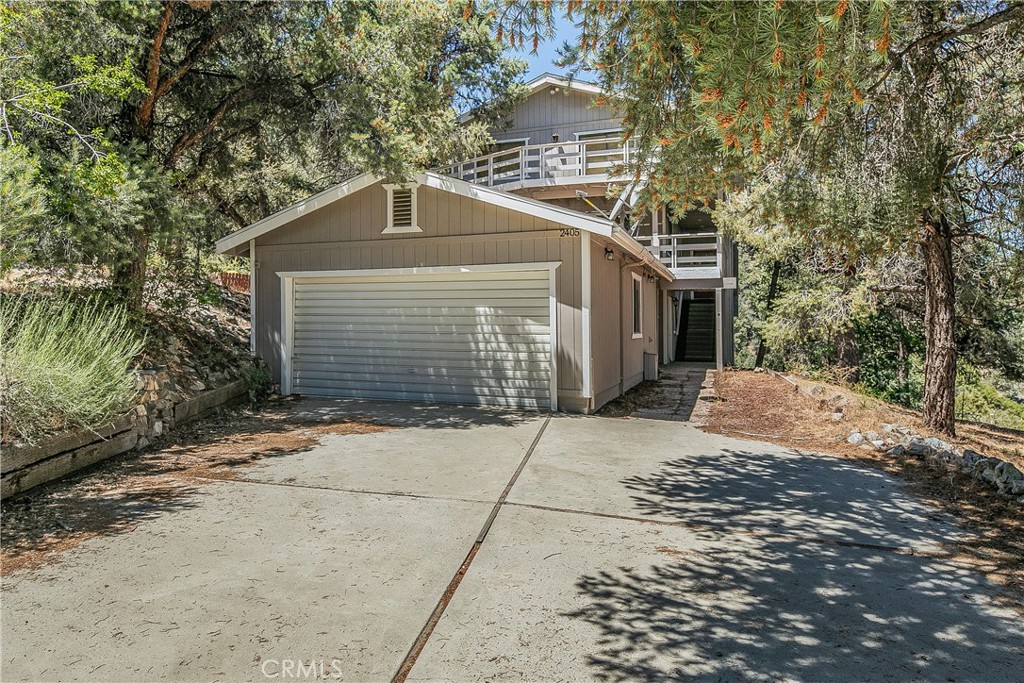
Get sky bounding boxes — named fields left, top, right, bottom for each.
left=509, top=18, right=582, bottom=81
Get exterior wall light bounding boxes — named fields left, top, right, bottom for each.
left=604, top=248, right=615, bottom=261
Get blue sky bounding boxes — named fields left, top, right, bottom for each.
left=510, top=18, right=582, bottom=81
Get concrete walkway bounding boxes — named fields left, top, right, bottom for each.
left=631, top=362, right=715, bottom=422
left=2, top=400, right=1022, bottom=682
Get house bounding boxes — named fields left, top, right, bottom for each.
left=216, top=74, right=737, bottom=413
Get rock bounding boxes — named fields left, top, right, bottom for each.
left=809, top=385, right=825, bottom=396
left=135, top=437, right=149, bottom=451
left=924, top=436, right=952, bottom=452
left=976, top=460, right=1000, bottom=485
left=865, top=430, right=881, bottom=443
left=995, top=462, right=1023, bottom=484
left=152, top=420, right=163, bottom=437
left=961, top=450, right=985, bottom=472
left=870, top=439, right=886, bottom=449
left=934, top=450, right=958, bottom=465
left=1007, top=479, right=1024, bottom=497
left=134, top=404, right=147, bottom=417
left=189, top=381, right=206, bottom=392
left=881, top=423, right=896, bottom=433
left=828, top=394, right=850, bottom=409
left=847, top=431, right=865, bottom=445
left=831, top=412, right=844, bottom=422
left=886, top=445, right=907, bottom=457
left=753, top=367, right=766, bottom=373
left=907, top=440, right=934, bottom=458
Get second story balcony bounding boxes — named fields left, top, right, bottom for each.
left=443, top=136, right=630, bottom=190
left=633, top=232, right=720, bottom=270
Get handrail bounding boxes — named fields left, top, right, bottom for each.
left=443, top=136, right=631, bottom=187
left=634, top=233, right=719, bottom=270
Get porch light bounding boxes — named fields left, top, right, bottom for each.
left=605, top=248, right=615, bottom=261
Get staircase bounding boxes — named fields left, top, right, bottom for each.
left=678, top=300, right=716, bottom=362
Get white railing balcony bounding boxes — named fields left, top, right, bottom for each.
left=633, top=233, right=719, bottom=271
left=443, top=137, right=631, bottom=188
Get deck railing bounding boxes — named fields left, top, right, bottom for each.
left=633, top=233, right=719, bottom=270
left=444, top=137, right=630, bottom=187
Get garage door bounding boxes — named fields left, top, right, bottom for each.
left=287, top=268, right=554, bottom=409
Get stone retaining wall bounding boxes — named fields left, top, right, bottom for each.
left=1, top=378, right=247, bottom=500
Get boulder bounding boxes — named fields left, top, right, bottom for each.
left=865, top=430, right=881, bottom=443
left=886, top=445, right=907, bottom=457
left=976, top=460, right=1001, bottom=485
left=847, top=431, right=865, bottom=445
left=907, top=440, right=934, bottom=458
left=924, top=436, right=952, bottom=452
left=995, top=462, right=1023, bottom=484
left=960, top=450, right=985, bottom=473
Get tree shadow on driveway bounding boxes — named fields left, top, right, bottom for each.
left=621, top=448, right=963, bottom=550
left=564, top=449, right=1024, bottom=682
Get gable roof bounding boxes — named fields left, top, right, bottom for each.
left=216, top=170, right=616, bottom=256
left=217, top=169, right=672, bottom=280
left=458, top=73, right=605, bottom=125
left=524, top=73, right=603, bottom=97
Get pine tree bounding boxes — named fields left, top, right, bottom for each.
left=502, top=0, right=1024, bottom=435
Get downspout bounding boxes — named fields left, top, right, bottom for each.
left=618, top=252, right=625, bottom=395
left=249, top=239, right=257, bottom=356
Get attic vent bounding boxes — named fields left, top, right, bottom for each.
left=382, top=183, right=422, bottom=234
left=391, top=189, right=413, bottom=227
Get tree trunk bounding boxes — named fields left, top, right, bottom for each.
left=112, top=225, right=151, bottom=313
left=835, top=328, right=860, bottom=384
left=921, top=210, right=957, bottom=436
left=754, top=260, right=782, bottom=368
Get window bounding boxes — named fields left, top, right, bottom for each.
left=631, top=272, right=643, bottom=339
left=382, top=183, right=421, bottom=234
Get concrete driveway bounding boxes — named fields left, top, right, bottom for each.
left=2, top=400, right=1022, bottom=682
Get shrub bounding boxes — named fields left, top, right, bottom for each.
left=0, top=296, right=144, bottom=443
left=238, top=357, right=275, bottom=409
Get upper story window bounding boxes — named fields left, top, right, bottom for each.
left=382, top=183, right=421, bottom=234
left=661, top=202, right=717, bottom=235
left=576, top=129, right=625, bottom=175
left=489, top=138, right=529, bottom=154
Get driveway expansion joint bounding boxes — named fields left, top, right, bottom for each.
left=195, top=474, right=493, bottom=506
left=502, top=500, right=958, bottom=560
left=391, top=414, right=552, bottom=683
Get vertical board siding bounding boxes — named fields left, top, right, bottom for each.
left=255, top=184, right=584, bottom=396
left=588, top=239, right=663, bottom=410
left=492, top=88, right=623, bottom=144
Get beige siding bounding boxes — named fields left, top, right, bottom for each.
left=493, top=88, right=622, bottom=146
left=588, top=237, right=661, bottom=410
left=254, top=183, right=584, bottom=399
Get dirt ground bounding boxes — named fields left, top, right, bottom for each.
left=703, top=369, right=1024, bottom=609
left=0, top=399, right=391, bottom=578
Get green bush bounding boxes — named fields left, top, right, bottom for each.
left=238, top=358, right=275, bottom=409
left=0, top=296, right=144, bottom=443
left=955, top=363, right=1024, bottom=430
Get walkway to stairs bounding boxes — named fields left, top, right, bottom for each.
left=631, top=363, right=716, bottom=423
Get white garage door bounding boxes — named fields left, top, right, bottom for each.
left=287, top=268, right=554, bottom=409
